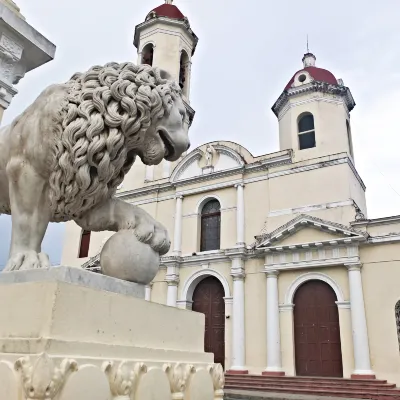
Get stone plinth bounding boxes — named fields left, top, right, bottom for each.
left=0, top=269, right=223, bottom=399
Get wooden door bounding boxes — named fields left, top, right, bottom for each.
left=294, top=280, right=343, bottom=377
left=192, top=277, right=225, bottom=368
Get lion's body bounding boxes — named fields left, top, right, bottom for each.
left=0, top=62, right=189, bottom=271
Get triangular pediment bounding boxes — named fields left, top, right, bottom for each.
left=255, top=214, right=367, bottom=250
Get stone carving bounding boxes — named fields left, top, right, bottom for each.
left=14, top=353, right=78, bottom=399
left=208, top=364, right=225, bottom=400
left=205, top=144, right=214, bottom=167
left=103, top=361, right=147, bottom=400
left=163, top=363, right=196, bottom=398
left=0, top=62, right=189, bottom=272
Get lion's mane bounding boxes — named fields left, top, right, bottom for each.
left=48, top=62, right=180, bottom=222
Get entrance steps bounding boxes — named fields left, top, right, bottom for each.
left=225, top=374, right=400, bottom=400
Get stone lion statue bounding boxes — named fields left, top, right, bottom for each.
left=0, top=62, right=189, bottom=271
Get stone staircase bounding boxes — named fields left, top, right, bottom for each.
left=224, top=374, right=400, bottom=400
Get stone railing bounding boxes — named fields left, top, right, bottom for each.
left=0, top=353, right=224, bottom=400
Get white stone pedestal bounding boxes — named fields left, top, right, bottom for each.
left=0, top=267, right=224, bottom=399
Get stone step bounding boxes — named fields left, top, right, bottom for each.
left=224, top=389, right=362, bottom=400
left=225, top=384, right=400, bottom=400
left=225, top=379, right=397, bottom=391
left=225, top=375, right=388, bottom=385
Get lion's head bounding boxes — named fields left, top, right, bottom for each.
left=49, top=62, right=190, bottom=220
left=136, top=70, right=190, bottom=165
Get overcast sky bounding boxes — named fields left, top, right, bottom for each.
left=1, top=0, right=400, bottom=268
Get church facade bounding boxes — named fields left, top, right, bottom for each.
left=61, top=1, right=400, bottom=384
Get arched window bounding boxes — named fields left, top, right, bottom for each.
left=141, top=43, right=154, bottom=66
left=395, top=301, right=400, bottom=350
left=78, top=230, right=91, bottom=258
left=179, top=50, right=190, bottom=97
left=200, top=200, right=221, bottom=252
left=298, top=113, right=316, bottom=150
left=346, top=120, right=354, bottom=159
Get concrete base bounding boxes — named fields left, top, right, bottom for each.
left=226, top=369, right=249, bottom=375
left=262, top=371, right=286, bottom=376
left=0, top=265, right=146, bottom=298
left=0, top=270, right=223, bottom=399
left=351, top=374, right=376, bottom=380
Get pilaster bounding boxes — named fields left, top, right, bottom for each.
left=166, top=263, right=180, bottom=307
left=235, top=183, right=245, bottom=247
left=173, top=195, right=183, bottom=256
left=263, top=268, right=285, bottom=376
left=345, top=262, right=375, bottom=379
left=227, top=257, right=248, bottom=374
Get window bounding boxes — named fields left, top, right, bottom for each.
left=79, top=230, right=91, bottom=258
left=141, top=44, right=154, bottom=66
left=179, top=50, right=190, bottom=96
left=200, top=200, right=221, bottom=252
left=298, top=113, right=316, bottom=150
left=346, top=120, right=354, bottom=159
left=396, top=301, right=400, bottom=351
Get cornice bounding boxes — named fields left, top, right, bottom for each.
left=272, top=81, right=356, bottom=117
left=351, top=215, right=400, bottom=227
left=134, top=18, right=198, bottom=54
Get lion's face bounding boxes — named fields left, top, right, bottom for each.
left=140, top=93, right=190, bottom=165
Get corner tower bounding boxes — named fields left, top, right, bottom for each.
left=134, top=0, right=198, bottom=127
left=272, top=53, right=356, bottom=162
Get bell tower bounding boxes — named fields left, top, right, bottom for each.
left=134, top=0, right=198, bottom=127
left=272, top=53, right=356, bottom=163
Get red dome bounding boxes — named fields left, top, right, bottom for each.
left=150, top=4, right=185, bottom=20
left=285, top=66, right=338, bottom=90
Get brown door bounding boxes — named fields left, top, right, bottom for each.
left=192, top=277, right=225, bottom=368
left=294, top=280, right=343, bottom=377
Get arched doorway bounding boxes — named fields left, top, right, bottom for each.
left=192, top=276, right=225, bottom=368
left=294, top=280, right=343, bottom=377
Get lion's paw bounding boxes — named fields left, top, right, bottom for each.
left=4, top=251, right=51, bottom=271
left=129, top=211, right=171, bottom=256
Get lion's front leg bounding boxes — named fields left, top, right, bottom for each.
left=4, top=157, right=51, bottom=272
left=75, top=198, right=171, bottom=256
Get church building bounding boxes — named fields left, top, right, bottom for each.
left=61, top=0, right=400, bottom=386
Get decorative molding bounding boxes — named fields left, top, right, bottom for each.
left=336, top=301, right=351, bottom=309
left=163, top=363, right=196, bottom=398
left=256, top=213, right=367, bottom=249
left=170, top=149, right=203, bottom=182
left=264, top=255, right=360, bottom=272
left=279, top=304, right=294, bottom=312
left=116, top=154, right=363, bottom=202
left=180, top=268, right=231, bottom=302
left=351, top=215, right=400, bottom=227
left=15, top=353, right=78, bottom=400
left=103, top=361, right=147, bottom=399
left=268, top=199, right=354, bottom=218
left=345, top=262, right=362, bottom=272
left=285, top=272, right=345, bottom=305
left=276, top=95, right=348, bottom=121
left=208, top=364, right=225, bottom=400
left=272, top=80, right=355, bottom=117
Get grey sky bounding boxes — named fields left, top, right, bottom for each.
left=1, top=0, right=400, bottom=268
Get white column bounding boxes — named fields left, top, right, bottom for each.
left=235, top=184, right=245, bottom=246
left=173, top=195, right=183, bottom=256
left=162, top=160, right=170, bottom=178
left=264, top=269, right=284, bottom=375
left=167, top=282, right=178, bottom=307
left=346, top=263, right=375, bottom=378
left=229, top=257, right=247, bottom=373
left=145, top=283, right=153, bottom=301
left=166, top=264, right=179, bottom=307
left=145, top=165, right=154, bottom=182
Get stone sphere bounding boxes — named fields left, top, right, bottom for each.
left=100, top=230, right=160, bottom=285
